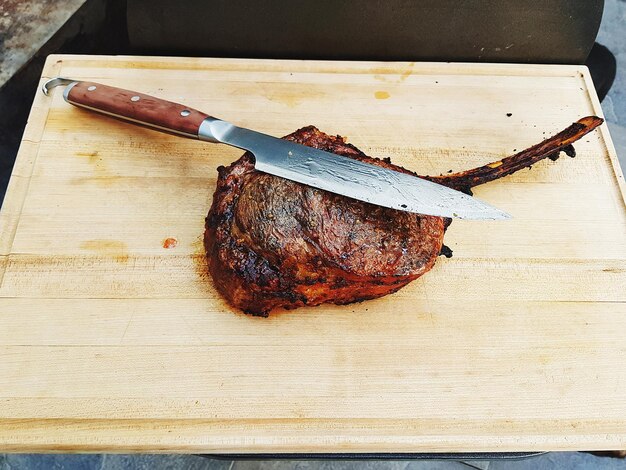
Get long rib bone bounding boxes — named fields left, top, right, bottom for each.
left=428, top=116, right=604, bottom=194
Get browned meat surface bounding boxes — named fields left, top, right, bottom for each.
left=204, top=116, right=603, bottom=316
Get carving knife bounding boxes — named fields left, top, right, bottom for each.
left=43, top=77, right=510, bottom=220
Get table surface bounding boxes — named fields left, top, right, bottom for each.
left=0, top=55, right=624, bottom=453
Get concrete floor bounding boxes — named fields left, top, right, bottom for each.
left=0, top=0, right=86, bottom=88
left=2, top=452, right=626, bottom=469
left=597, top=0, right=626, bottom=170
left=0, top=0, right=625, bottom=468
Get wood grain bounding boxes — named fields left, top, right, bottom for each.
left=0, top=54, right=624, bottom=453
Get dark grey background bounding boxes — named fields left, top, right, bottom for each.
left=127, top=0, right=602, bottom=63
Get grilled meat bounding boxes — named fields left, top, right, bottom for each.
left=204, top=117, right=603, bottom=316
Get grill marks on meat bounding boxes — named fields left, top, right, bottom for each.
left=205, top=117, right=603, bottom=316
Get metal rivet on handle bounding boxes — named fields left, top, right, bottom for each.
left=180, top=109, right=191, bottom=117
left=131, top=95, right=141, bottom=102
left=87, top=86, right=97, bottom=91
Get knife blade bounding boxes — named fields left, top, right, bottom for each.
left=43, top=78, right=510, bottom=220
left=199, top=119, right=509, bottom=219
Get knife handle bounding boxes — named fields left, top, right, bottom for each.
left=63, top=81, right=211, bottom=138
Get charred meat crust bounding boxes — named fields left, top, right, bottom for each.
left=205, top=127, right=443, bottom=316
left=205, top=118, right=603, bottom=316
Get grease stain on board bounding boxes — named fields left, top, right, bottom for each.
left=72, top=150, right=119, bottom=187
left=162, top=237, right=178, bottom=249
left=71, top=175, right=121, bottom=187
left=372, top=62, right=414, bottom=83
left=80, top=239, right=129, bottom=263
left=602, top=267, right=624, bottom=273
left=192, top=249, right=218, bottom=298
left=374, top=91, right=390, bottom=100
left=75, top=150, right=99, bottom=163
left=262, top=88, right=327, bottom=108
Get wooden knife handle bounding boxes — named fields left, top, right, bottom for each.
left=65, top=81, right=211, bottom=138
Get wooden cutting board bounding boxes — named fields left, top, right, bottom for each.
left=0, top=55, right=625, bottom=453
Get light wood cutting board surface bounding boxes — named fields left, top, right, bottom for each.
left=0, top=55, right=624, bottom=453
